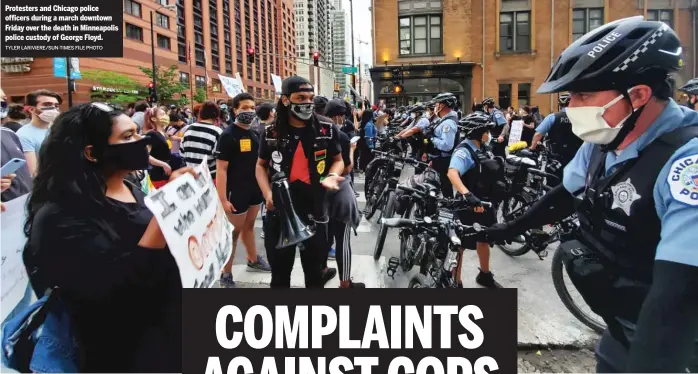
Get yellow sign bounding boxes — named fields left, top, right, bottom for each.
left=240, top=138, right=252, bottom=152
left=316, top=160, right=326, bottom=174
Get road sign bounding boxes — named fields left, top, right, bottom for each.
left=53, top=58, right=81, bottom=79
left=342, top=66, right=357, bottom=74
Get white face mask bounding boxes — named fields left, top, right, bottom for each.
left=37, top=108, right=60, bottom=124
left=566, top=91, right=634, bottom=145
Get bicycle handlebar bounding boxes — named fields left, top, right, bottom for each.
left=373, top=151, right=429, bottom=168
left=396, top=185, right=493, bottom=209
left=528, top=168, right=559, bottom=181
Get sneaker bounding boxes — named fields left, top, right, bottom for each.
left=323, top=268, right=337, bottom=285
left=475, top=269, right=502, bottom=289
left=247, top=255, right=272, bottom=272
left=348, top=280, right=365, bottom=288
left=220, top=273, right=236, bottom=288
left=328, top=247, right=336, bottom=261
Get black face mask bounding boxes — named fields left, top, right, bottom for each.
left=101, top=137, right=151, bottom=171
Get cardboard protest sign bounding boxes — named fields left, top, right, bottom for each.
left=144, top=159, right=233, bottom=288
left=507, top=119, right=524, bottom=146
left=1, top=194, right=35, bottom=321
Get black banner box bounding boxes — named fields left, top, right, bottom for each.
left=2, top=0, right=123, bottom=57
left=183, top=289, right=517, bottom=373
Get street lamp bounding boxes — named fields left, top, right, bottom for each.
left=151, top=4, right=177, bottom=103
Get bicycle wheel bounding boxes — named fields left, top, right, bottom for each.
left=496, top=193, right=533, bottom=256
left=364, top=169, right=386, bottom=220
left=551, top=247, right=607, bottom=333
left=373, top=191, right=396, bottom=260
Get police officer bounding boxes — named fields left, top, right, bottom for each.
left=256, top=76, right=345, bottom=288
left=396, top=93, right=459, bottom=198
left=447, top=112, right=502, bottom=288
left=483, top=97, right=508, bottom=157
left=529, top=93, right=583, bottom=168
left=484, top=16, right=698, bottom=372
left=395, top=103, right=428, bottom=159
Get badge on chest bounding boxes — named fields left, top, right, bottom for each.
left=611, top=178, right=642, bottom=216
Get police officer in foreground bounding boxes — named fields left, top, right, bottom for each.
left=447, top=112, right=502, bottom=288
left=396, top=93, right=459, bottom=198
left=255, top=76, right=345, bottom=288
left=482, top=97, right=508, bottom=157
left=529, top=93, right=584, bottom=186
left=484, top=16, right=698, bottom=372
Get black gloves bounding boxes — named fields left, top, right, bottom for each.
left=462, top=192, right=482, bottom=207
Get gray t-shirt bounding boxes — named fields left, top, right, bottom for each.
left=1, top=127, right=33, bottom=201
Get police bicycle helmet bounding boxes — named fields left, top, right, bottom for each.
left=678, top=78, right=698, bottom=95
left=433, top=92, right=458, bottom=108
left=408, top=103, right=426, bottom=114
left=425, top=100, right=436, bottom=110
left=538, top=16, right=683, bottom=149
left=481, top=97, right=496, bottom=108
left=460, top=112, right=494, bottom=140
left=558, top=92, right=571, bottom=107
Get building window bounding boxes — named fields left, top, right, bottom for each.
left=124, top=0, right=141, bottom=17
left=572, top=8, right=603, bottom=40
left=156, top=12, right=169, bottom=29
left=158, top=0, right=168, bottom=5
left=212, top=79, right=222, bottom=92
left=156, top=34, right=171, bottom=49
left=498, top=83, right=512, bottom=109
left=499, top=11, right=530, bottom=52
left=195, top=50, right=205, bottom=67
left=518, top=83, right=531, bottom=107
left=180, top=72, right=190, bottom=86
left=125, top=23, right=143, bottom=41
left=178, top=43, right=187, bottom=62
left=398, top=15, right=442, bottom=56
left=647, top=9, right=673, bottom=30
left=195, top=75, right=206, bottom=88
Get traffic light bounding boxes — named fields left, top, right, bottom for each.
left=247, top=48, right=255, bottom=64
left=147, top=82, right=156, bottom=103
left=393, top=83, right=403, bottom=94
left=312, top=52, right=319, bottom=67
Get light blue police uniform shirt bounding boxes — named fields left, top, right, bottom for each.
left=429, top=111, right=458, bottom=157
left=491, top=109, right=507, bottom=127
left=562, top=99, right=698, bottom=267
left=535, top=107, right=567, bottom=135
left=449, top=139, right=479, bottom=175
left=414, top=117, right=431, bottom=132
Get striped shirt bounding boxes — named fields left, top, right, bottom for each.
left=181, top=122, right=223, bottom=177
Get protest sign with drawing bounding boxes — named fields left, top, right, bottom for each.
left=144, top=158, right=233, bottom=288
left=507, top=119, right=524, bottom=147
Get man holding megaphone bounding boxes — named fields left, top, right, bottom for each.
left=255, top=76, right=345, bottom=288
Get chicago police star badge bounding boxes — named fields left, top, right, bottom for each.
left=610, top=178, right=641, bottom=216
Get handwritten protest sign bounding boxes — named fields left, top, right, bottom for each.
left=507, top=119, right=524, bottom=146
left=144, top=159, right=233, bottom=288
left=219, top=74, right=245, bottom=98
left=1, top=194, right=35, bottom=321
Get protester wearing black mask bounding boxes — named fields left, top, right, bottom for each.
left=255, top=76, right=345, bottom=288
left=216, top=92, right=271, bottom=289
left=22, top=103, right=195, bottom=372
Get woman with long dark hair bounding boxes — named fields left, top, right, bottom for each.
left=23, top=103, right=194, bottom=372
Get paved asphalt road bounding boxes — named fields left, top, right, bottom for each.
left=224, top=167, right=601, bottom=347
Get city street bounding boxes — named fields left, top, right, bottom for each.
left=226, top=166, right=600, bottom=349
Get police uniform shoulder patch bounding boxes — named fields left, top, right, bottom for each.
left=453, top=149, right=468, bottom=160
left=667, top=154, right=698, bottom=206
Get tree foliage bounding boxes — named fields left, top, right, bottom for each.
left=138, top=65, right=189, bottom=103
left=82, top=69, right=143, bottom=105
left=193, top=88, right=207, bottom=104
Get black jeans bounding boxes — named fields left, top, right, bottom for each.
left=429, top=156, right=454, bottom=199
left=264, top=210, right=327, bottom=288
